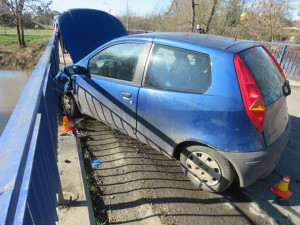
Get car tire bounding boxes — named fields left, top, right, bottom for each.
left=180, top=145, right=235, bottom=192
left=60, top=93, right=80, bottom=118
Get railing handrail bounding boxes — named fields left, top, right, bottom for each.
left=0, top=33, right=57, bottom=224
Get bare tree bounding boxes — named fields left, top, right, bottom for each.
left=215, top=0, right=247, bottom=37
left=5, top=0, right=26, bottom=47
left=205, top=0, right=218, bottom=33
left=191, top=0, right=199, bottom=31
left=168, top=0, right=219, bottom=33
left=165, top=0, right=191, bottom=31
left=4, top=0, right=52, bottom=48
left=240, top=0, right=291, bottom=41
left=118, top=0, right=293, bottom=42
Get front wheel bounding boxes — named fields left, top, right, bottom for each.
left=180, top=145, right=235, bottom=192
left=60, top=93, right=80, bottom=118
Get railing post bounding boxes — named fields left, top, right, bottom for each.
left=279, top=44, right=287, bottom=66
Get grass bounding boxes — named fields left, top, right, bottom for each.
left=0, top=34, right=51, bottom=46
left=0, top=26, right=53, bottom=35
left=78, top=124, right=109, bottom=224
left=0, top=27, right=53, bottom=69
left=0, top=34, right=18, bottom=45
left=96, top=219, right=107, bottom=225
left=0, top=26, right=52, bottom=47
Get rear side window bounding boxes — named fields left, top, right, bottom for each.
left=239, top=46, right=284, bottom=106
left=144, top=45, right=211, bottom=93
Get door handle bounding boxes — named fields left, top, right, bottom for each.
left=121, top=92, right=132, bottom=98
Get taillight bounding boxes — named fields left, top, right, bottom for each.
left=234, top=54, right=265, bottom=132
left=262, top=46, right=287, bottom=80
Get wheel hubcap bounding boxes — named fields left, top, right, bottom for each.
left=186, top=151, right=221, bottom=186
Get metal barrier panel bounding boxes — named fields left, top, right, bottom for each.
left=0, top=33, right=60, bottom=225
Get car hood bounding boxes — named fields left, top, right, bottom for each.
left=58, top=9, right=127, bottom=63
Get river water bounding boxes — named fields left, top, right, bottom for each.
left=0, top=70, right=31, bottom=135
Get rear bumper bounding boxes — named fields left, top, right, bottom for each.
left=221, top=117, right=291, bottom=187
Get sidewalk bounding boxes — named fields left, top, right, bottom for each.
left=57, top=127, right=95, bottom=225
left=290, top=79, right=300, bottom=89
left=57, top=49, right=95, bottom=225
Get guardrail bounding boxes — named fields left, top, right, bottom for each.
left=249, top=40, right=300, bottom=80
left=0, top=33, right=60, bottom=224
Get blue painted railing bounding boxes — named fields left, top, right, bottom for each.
left=0, top=33, right=60, bottom=224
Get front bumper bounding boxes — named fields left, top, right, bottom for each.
left=221, top=117, right=291, bottom=187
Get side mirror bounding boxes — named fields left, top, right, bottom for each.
left=65, top=65, right=91, bottom=78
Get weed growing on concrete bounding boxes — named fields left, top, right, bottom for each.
left=77, top=118, right=109, bottom=224
left=95, top=219, right=107, bottom=225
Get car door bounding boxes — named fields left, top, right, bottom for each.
left=136, top=44, right=212, bottom=156
left=73, top=42, right=150, bottom=137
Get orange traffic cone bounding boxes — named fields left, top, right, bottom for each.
left=62, top=116, right=73, bottom=132
left=271, top=175, right=293, bottom=200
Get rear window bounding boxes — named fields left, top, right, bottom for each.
left=239, top=46, right=284, bottom=106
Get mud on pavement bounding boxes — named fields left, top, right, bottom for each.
left=77, top=117, right=275, bottom=225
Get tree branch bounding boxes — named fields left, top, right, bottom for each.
left=205, top=0, right=218, bottom=33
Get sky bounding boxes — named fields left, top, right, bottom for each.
left=51, top=0, right=299, bottom=20
left=51, top=0, right=173, bottom=16
left=289, top=1, right=300, bottom=21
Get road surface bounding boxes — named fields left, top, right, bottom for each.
left=77, top=87, right=300, bottom=225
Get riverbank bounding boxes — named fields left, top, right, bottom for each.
left=0, top=28, right=52, bottom=70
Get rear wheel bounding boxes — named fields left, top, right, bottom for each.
left=60, top=93, right=80, bottom=118
left=180, top=145, right=235, bottom=192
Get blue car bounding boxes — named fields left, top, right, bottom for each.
left=56, top=10, right=291, bottom=192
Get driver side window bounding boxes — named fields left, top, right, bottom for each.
left=88, top=43, right=144, bottom=82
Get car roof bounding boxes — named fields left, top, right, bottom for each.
left=121, top=32, right=253, bottom=52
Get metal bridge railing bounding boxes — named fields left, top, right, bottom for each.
left=250, top=40, right=300, bottom=80
left=0, top=33, right=60, bottom=225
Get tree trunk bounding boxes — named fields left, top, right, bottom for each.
left=191, top=0, right=196, bottom=31
left=206, top=0, right=218, bottom=33
left=20, top=16, right=26, bottom=47
left=16, top=18, right=22, bottom=47
left=15, top=13, right=26, bottom=48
